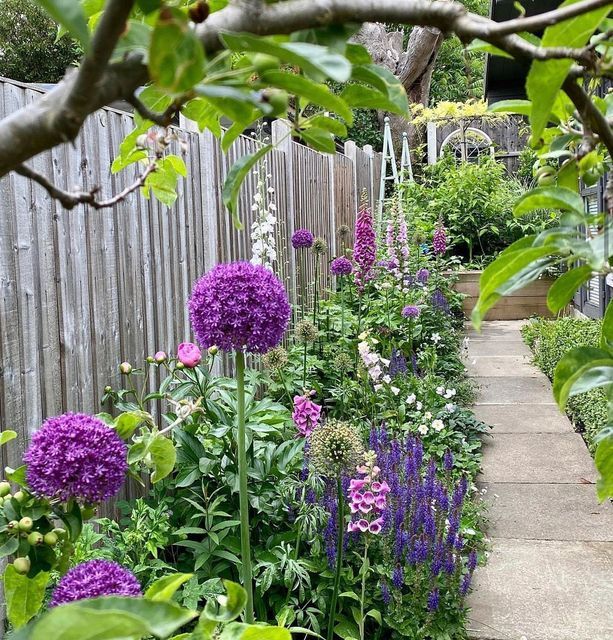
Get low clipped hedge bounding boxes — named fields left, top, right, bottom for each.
left=521, top=317, right=607, bottom=452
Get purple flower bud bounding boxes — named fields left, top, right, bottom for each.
left=443, top=449, right=454, bottom=472
left=381, top=580, right=391, bottom=605
left=427, top=588, right=440, bottom=612
left=392, top=565, right=404, bottom=590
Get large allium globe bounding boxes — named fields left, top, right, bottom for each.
left=291, top=228, right=314, bottom=249
left=330, top=256, right=353, bottom=276
left=24, top=413, right=127, bottom=503
left=188, top=261, right=291, bottom=354
left=50, top=560, right=141, bottom=607
left=353, top=204, right=376, bottom=289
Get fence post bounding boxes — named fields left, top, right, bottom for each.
left=271, top=120, right=298, bottom=304
left=344, top=140, right=358, bottom=208
left=362, top=144, right=374, bottom=209
left=327, top=154, right=338, bottom=258
left=427, top=121, right=438, bottom=165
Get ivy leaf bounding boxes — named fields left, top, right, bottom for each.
left=513, top=186, right=585, bottom=218
left=526, top=0, right=611, bottom=144
left=4, top=565, right=49, bottom=629
left=38, top=0, right=90, bottom=48
left=222, top=144, right=273, bottom=230
left=546, top=266, right=593, bottom=313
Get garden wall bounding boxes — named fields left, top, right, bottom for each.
left=0, top=77, right=381, bottom=501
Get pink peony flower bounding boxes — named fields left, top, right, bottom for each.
left=177, top=342, right=202, bottom=368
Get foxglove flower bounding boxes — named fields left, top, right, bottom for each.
left=188, top=262, right=290, bottom=354
left=291, top=228, right=314, bottom=249
left=24, top=413, right=127, bottom=504
left=292, top=394, right=322, bottom=437
left=433, top=222, right=447, bottom=255
left=353, top=203, right=376, bottom=290
left=50, top=559, right=141, bottom=607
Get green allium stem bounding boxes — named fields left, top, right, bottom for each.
left=302, top=342, right=308, bottom=388
left=327, top=476, right=345, bottom=640
left=340, top=276, right=345, bottom=338
left=313, top=257, right=319, bottom=325
left=235, top=350, right=254, bottom=623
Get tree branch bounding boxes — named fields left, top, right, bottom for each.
left=127, top=95, right=180, bottom=127
left=0, top=0, right=610, bottom=181
left=15, top=162, right=157, bottom=210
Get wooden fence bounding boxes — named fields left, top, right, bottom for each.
left=0, top=77, right=381, bottom=480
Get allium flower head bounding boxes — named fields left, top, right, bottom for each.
left=312, top=237, right=328, bottom=256
left=330, top=256, right=353, bottom=276
left=262, top=346, right=288, bottom=370
left=188, top=261, right=290, bottom=354
left=416, top=268, right=430, bottom=284
left=337, top=224, right=350, bottom=238
left=433, top=222, right=447, bottom=255
left=333, top=352, right=353, bottom=373
left=50, top=559, right=141, bottom=607
left=402, top=305, right=421, bottom=319
left=292, top=229, right=314, bottom=249
left=353, top=202, right=376, bottom=290
left=309, top=420, right=364, bottom=476
left=295, top=319, right=317, bottom=343
left=24, top=413, right=127, bottom=503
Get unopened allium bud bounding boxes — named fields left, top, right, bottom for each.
left=337, top=224, right=350, bottom=238
left=312, top=237, right=328, bottom=256
left=333, top=352, right=353, bottom=373
left=309, top=420, right=364, bottom=476
left=119, top=362, right=132, bottom=375
left=262, top=346, right=289, bottom=370
left=295, top=320, right=317, bottom=343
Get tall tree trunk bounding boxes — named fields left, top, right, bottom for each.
left=355, top=23, right=445, bottom=163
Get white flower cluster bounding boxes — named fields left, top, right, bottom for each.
left=358, top=333, right=400, bottom=396
left=250, top=153, right=278, bottom=270
left=406, top=393, right=448, bottom=437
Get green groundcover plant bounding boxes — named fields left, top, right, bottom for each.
left=522, top=317, right=608, bottom=452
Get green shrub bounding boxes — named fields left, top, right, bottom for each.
left=403, top=155, right=556, bottom=264
left=521, top=317, right=607, bottom=451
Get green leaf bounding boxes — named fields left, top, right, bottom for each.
left=220, top=33, right=352, bottom=82
left=149, top=436, right=177, bottom=483
left=601, top=301, right=613, bottom=353
left=526, top=0, right=611, bottom=143
left=595, top=432, right=613, bottom=501
left=467, top=39, right=514, bottom=59
left=365, top=609, right=382, bottom=624
left=145, top=573, right=193, bottom=602
left=181, top=98, right=222, bottom=136
left=4, top=565, right=49, bottom=628
left=149, top=10, right=205, bottom=95
left=547, top=266, right=593, bottom=313
left=0, top=536, right=19, bottom=559
left=299, top=127, right=336, bottom=154
left=488, top=99, right=533, bottom=116
left=203, top=580, right=247, bottom=622
left=38, top=0, right=90, bottom=48
left=0, top=430, right=17, bottom=446
left=240, top=626, right=292, bottom=640
left=113, top=411, right=152, bottom=440
left=349, top=64, right=408, bottom=114
left=222, top=144, right=273, bottom=229
left=553, top=346, right=613, bottom=409
left=306, top=115, right=347, bottom=137
left=513, top=186, right=584, bottom=217
left=57, top=499, right=83, bottom=542
left=261, top=71, right=353, bottom=124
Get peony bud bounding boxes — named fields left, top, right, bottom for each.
left=146, top=356, right=155, bottom=364
left=119, top=362, right=132, bottom=375
left=177, top=342, right=202, bottom=368
left=207, top=345, right=218, bottom=356
left=154, top=351, right=167, bottom=363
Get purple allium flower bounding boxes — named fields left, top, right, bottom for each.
left=353, top=203, right=376, bottom=290
left=431, top=289, right=451, bottom=314
left=24, top=413, right=127, bottom=504
left=402, top=305, right=420, bottom=319
left=188, top=262, right=290, bottom=354
left=49, top=559, right=141, bottom=607
left=416, top=268, right=430, bottom=284
left=330, top=256, right=353, bottom=276
left=291, top=228, right=314, bottom=249
left=432, top=222, right=447, bottom=255
left=427, top=588, right=440, bottom=612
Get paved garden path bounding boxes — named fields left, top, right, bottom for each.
left=464, top=321, right=613, bottom=640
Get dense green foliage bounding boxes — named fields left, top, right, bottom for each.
left=0, top=0, right=79, bottom=83
left=521, top=318, right=608, bottom=452
left=402, top=155, right=555, bottom=266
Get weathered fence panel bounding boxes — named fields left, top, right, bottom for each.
left=0, top=77, right=382, bottom=480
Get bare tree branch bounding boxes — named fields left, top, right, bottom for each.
left=15, top=162, right=157, bottom=210
left=127, top=95, right=180, bottom=127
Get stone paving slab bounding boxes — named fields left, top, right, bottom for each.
left=478, top=482, right=613, bottom=541
left=473, top=376, right=555, bottom=405
left=465, top=320, right=528, bottom=339
left=467, top=339, right=532, bottom=357
left=480, top=433, right=597, bottom=484
left=466, top=356, right=539, bottom=378
left=467, top=539, right=613, bottom=640
left=472, top=404, right=571, bottom=434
